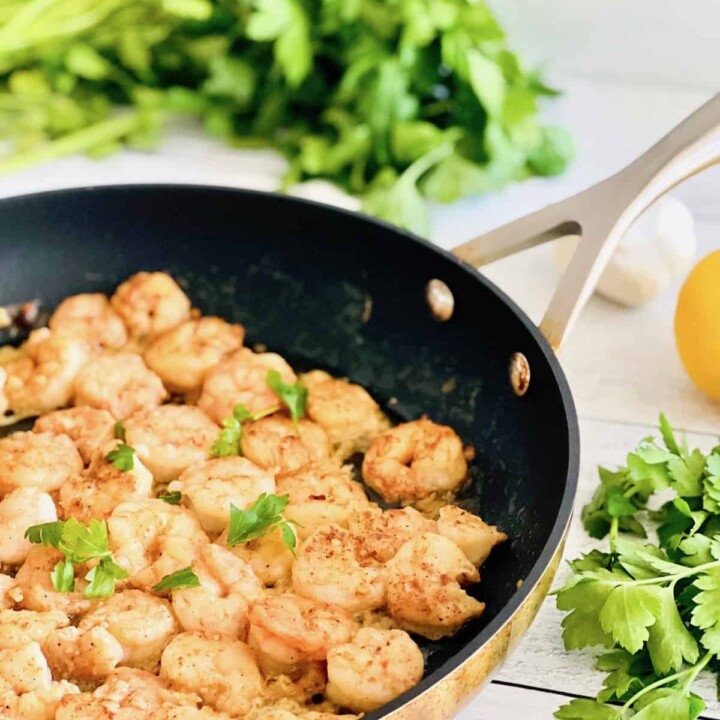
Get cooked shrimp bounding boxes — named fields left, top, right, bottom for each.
left=43, top=625, right=124, bottom=683
left=326, top=628, right=424, bottom=712
left=145, top=318, right=245, bottom=394
left=276, top=463, right=372, bottom=540
left=14, top=547, right=92, bottom=616
left=241, top=416, right=332, bottom=475
left=34, top=407, right=115, bottom=464
left=362, top=418, right=467, bottom=503
left=171, top=544, right=262, bottom=639
left=79, top=590, right=178, bottom=671
left=247, top=594, right=354, bottom=675
left=302, top=371, right=389, bottom=459
left=55, top=667, right=192, bottom=720
left=161, top=633, right=265, bottom=716
left=0, top=642, right=52, bottom=693
left=111, top=272, right=191, bottom=344
left=385, top=533, right=484, bottom=639
left=2, top=328, right=89, bottom=417
left=59, top=440, right=153, bottom=523
left=0, top=487, right=57, bottom=565
left=0, top=431, right=82, bottom=497
left=292, top=526, right=385, bottom=613
left=156, top=708, right=234, bottom=720
left=124, top=405, right=218, bottom=484
left=74, top=353, right=167, bottom=419
left=169, top=457, right=275, bottom=533
left=348, top=507, right=436, bottom=563
left=0, top=680, right=79, bottom=720
left=198, top=348, right=296, bottom=424
left=219, top=525, right=295, bottom=588
left=0, top=608, right=69, bottom=649
left=0, top=574, right=17, bottom=608
left=436, top=505, right=507, bottom=566
left=49, top=293, right=128, bottom=351
left=108, top=500, right=208, bottom=591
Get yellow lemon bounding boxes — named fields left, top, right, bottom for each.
left=675, top=249, right=720, bottom=400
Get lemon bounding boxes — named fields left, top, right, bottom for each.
left=674, top=249, right=720, bottom=400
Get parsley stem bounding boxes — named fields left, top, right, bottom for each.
left=609, top=517, right=619, bottom=554
left=606, top=558, right=720, bottom=588
left=620, top=651, right=712, bottom=713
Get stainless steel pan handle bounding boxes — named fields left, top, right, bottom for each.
left=452, top=94, right=720, bottom=352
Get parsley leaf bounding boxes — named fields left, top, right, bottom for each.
left=152, top=566, right=201, bottom=592
left=105, top=443, right=135, bottom=472
left=210, top=403, right=279, bottom=457
left=554, top=699, right=621, bottom=720
left=25, top=518, right=127, bottom=598
left=158, top=490, right=182, bottom=505
left=226, top=493, right=296, bottom=550
left=265, top=370, right=307, bottom=428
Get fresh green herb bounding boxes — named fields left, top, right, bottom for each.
left=152, top=566, right=201, bottom=592
left=25, top=518, right=128, bottom=598
left=105, top=443, right=135, bottom=471
left=0, top=0, right=570, bottom=235
left=226, top=493, right=296, bottom=552
left=158, top=490, right=182, bottom=505
left=555, top=415, right=720, bottom=719
left=114, top=420, right=125, bottom=441
left=266, top=370, right=307, bottom=429
left=210, top=403, right=279, bottom=457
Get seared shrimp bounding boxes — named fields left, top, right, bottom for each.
left=198, top=348, right=296, bottom=423
left=14, top=547, right=92, bottom=616
left=34, top=407, right=115, bottom=464
left=348, top=507, right=436, bottom=563
left=385, top=533, right=484, bottom=639
left=59, top=440, right=153, bottom=523
left=169, top=457, right=275, bottom=533
left=362, top=418, right=467, bottom=503
left=145, top=317, right=244, bottom=394
left=74, top=353, right=167, bottom=419
left=171, top=544, right=263, bottom=639
left=49, top=293, right=127, bottom=351
left=0, top=574, right=17, bottom=608
left=2, top=329, right=89, bottom=417
left=247, top=594, right=354, bottom=675
left=0, top=608, right=69, bottom=649
left=0, top=487, right=57, bottom=565
left=219, top=525, right=295, bottom=588
left=302, top=371, right=390, bottom=459
left=326, top=628, right=424, bottom=712
left=436, top=505, right=507, bottom=566
left=292, top=526, right=386, bottom=612
left=55, top=667, right=192, bottom=720
left=161, top=633, right=265, bottom=716
left=43, top=625, right=124, bottom=683
left=108, top=500, right=208, bottom=591
left=79, top=590, right=178, bottom=671
left=276, top=463, right=372, bottom=540
left=241, top=416, right=332, bottom=475
left=0, top=680, right=79, bottom=720
left=0, top=431, right=82, bottom=497
left=0, top=642, right=52, bottom=693
left=157, top=708, right=234, bottom=720
left=124, top=405, right=218, bottom=484
left=111, top=272, right=192, bottom=344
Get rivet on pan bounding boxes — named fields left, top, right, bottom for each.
left=509, top=352, right=531, bottom=397
left=426, top=279, right=454, bottom=321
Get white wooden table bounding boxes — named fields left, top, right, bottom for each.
left=0, top=77, right=718, bottom=719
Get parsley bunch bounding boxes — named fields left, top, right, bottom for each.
left=555, top=416, right=720, bottom=719
left=0, top=0, right=571, bottom=235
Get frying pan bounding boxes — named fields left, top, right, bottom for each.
left=0, top=96, right=718, bottom=719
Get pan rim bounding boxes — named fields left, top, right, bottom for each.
left=0, top=182, right=580, bottom=717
